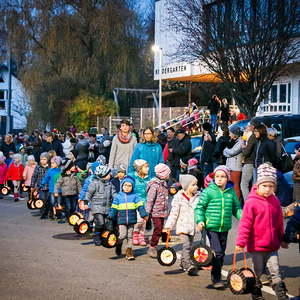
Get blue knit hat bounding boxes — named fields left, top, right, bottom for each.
left=121, top=175, right=135, bottom=191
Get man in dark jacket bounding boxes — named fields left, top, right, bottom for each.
left=41, top=132, right=64, bottom=157
left=171, top=128, right=192, bottom=180
left=0, top=134, right=16, bottom=157
left=200, top=122, right=216, bottom=178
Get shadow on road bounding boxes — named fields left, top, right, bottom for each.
left=52, top=233, right=92, bottom=240
left=281, top=265, right=300, bottom=279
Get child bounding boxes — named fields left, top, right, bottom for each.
left=194, top=165, right=242, bottom=288
left=109, top=175, right=148, bottom=260
left=23, top=155, right=37, bottom=198
left=41, top=156, right=62, bottom=220
left=146, top=163, right=171, bottom=258
left=4, top=154, right=24, bottom=202
left=85, top=165, right=117, bottom=246
left=293, top=152, right=300, bottom=203
left=19, top=144, right=28, bottom=166
left=163, top=174, right=199, bottom=276
left=111, top=164, right=127, bottom=193
left=236, top=163, right=288, bottom=300
left=130, top=159, right=151, bottom=246
left=31, top=152, right=50, bottom=219
left=187, top=157, right=204, bottom=189
left=0, top=155, right=7, bottom=199
left=54, top=159, right=81, bottom=222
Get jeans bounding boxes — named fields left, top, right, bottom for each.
left=39, top=190, right=50, bottom=217
left=206, top=230, right=228, bottom=283
left=94, top=213, right=107, bottom=232
left=50, top=193, right=62, bottom=208
left=250, top=251, right=282, bottom=285
left=150, top=217, right=164, bottom=247
left=63, top=195, right=78, bottom=218
left=240, top=164, right=253, bottom=201
left=210, top=114, right=218, bottom=132
left=200, top=162, right=214, bottom=179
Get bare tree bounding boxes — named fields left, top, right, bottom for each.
left=166, top=0, right=300, bottom=117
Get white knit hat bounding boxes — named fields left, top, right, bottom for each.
left=179, top=174, right=197, bottom=190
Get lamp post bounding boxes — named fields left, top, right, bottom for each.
left=152, top=45, right=162, bottom=126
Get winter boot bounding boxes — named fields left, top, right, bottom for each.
left=125, top=248, right=135, bottom=260
left=132, top=231, right=139, bottom=246
left=139, top=233, right=147, bottom=246
left=273, top=282, right=289, bottom=300
left=251, top=286, right=265, bottom=300
left=93, top=233, right=102, bottom=246
left=148, top=246, right=157, bottom=258
left=115, top=241, right=123, bottom=256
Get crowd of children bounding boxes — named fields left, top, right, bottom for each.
left=0, top=128, right=299, bottom=300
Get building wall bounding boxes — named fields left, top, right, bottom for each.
left=0, top=69, right=30, bottom=133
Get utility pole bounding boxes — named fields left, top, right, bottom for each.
left=7, top=50, right=12, bottom=133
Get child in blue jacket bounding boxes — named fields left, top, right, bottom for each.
left=40, top=156, right=62, bottom=220
left=109, top=175, right=148, bottom=260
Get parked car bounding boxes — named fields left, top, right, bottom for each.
left=229, top=114, right=300, bottom=140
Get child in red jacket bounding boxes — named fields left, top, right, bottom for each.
left=4, top=154, right=24, bottom=202
left=236, top=163, right=288, bottom=300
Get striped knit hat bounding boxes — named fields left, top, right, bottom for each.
left=256, top=163, right=277, bottom=186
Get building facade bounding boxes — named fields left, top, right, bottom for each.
left=0, top=65, right=30, bottom=134
left=154, top=0, right=300, bottom=116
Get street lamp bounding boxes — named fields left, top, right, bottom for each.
left=152, top=45, right=162, bottom=126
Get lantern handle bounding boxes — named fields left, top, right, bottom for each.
left=165, top=231, right=170, bottom=248
left=232, top=249, right=248, bottom=271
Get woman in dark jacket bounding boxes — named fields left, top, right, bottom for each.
left=252, top=124, right=277, bottom=182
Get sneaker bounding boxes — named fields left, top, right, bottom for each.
left=125, top=248, right=135, bottom=261
left=138, top=234, right=147, bottom=246
left=40, top=215, right=48, bottom=220
left=148, top=246, right=157, bottom=258
left=93, top=234, right=101, bottom=246
left=14, top=198, right=19, bottom=202
left=115, top=242, right=122, bottom=256
left=211, top=281, right=225, bottom=289
left=187, top=265, right=198, bottom=276
left=260, top=274, right=271, bottom=285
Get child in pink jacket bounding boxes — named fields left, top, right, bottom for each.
left=236, top=163, right=288, bottom=300
left=23, top=155, right=37, bottom=196
left=0, top=155, right=8, bottom=199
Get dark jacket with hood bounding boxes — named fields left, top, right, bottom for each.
left=172, top=135, right=192, bottom=167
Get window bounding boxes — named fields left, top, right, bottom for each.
left=280, top=84, right=287, bottom=103
left=0, top=76, right=4, bottom=83
left=0, top=90, right=6, bottom=110
left=271, top=85, right=277, bottom=103
left=0, top=90, right=4, bottom=100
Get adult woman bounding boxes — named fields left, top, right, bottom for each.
left=252, top=124, right=277, bottom=182
left=223, top=127, right=243, bottom=200
left=128, top=127, right=163, bottom=179
left=220, top=98, right=230, bottom=124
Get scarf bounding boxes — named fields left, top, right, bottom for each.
left=117, top=130, right=132, bottom=144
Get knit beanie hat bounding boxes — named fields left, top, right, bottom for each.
left=256, top=163, right=277, bottom=186
left=40, top=152, right=50, bottom=161
left=155, top=163, right=171, bottom=179
left=51, top=156, right=62, bottom=167
left=116, top=164, right=127, bottom=174
left=180, top=158, right=188, bottom=167
left=61, top=159, right=75, bottom=173
left=133, top=159, right=147, bottom=172
left=94, top=165, right=111, bottom=178
left=13, top=153, right=22, bottom=161
left=96, top=155, right=107, bottom=165
left=229, top=126, right=243, bottom=137
left=179, top=174, right=197, bottom=191
left=188, top=157, right=198, bottom=167
left=214, top=165, right=231, bottom=180
left=27, top=155, right=35, bottom=162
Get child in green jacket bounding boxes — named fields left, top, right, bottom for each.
left=194, top=165, right=242, bottom=289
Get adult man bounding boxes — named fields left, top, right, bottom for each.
left=75, top=135, right=89, bottom=170
left=88, top=133, right=100, bottom=162
left=171, top=128, right=192, bottom=180
left=164, top=128, right=176, bottom=177
left=109, top=119, right=137, bottom=170
left=41, top=132, right=64, bottom=157
left=0, top=134, right=16, bottom=157
left=241, top=119, right=260, bottom=201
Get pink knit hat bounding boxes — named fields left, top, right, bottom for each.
left=214, top=165, right=231, bottom=180
left=188, top=158, right=198, bottom=167
left=155, top=163, right=171, bottom=178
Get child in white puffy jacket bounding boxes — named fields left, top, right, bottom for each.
left=163, top=174, right=199, bottom=276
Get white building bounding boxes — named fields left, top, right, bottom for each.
left=154, top=0, right=300, bottom=116
left=0, top=65, right=31, bottom=134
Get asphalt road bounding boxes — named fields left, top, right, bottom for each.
left=0, top=198, right=299, bottom=300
